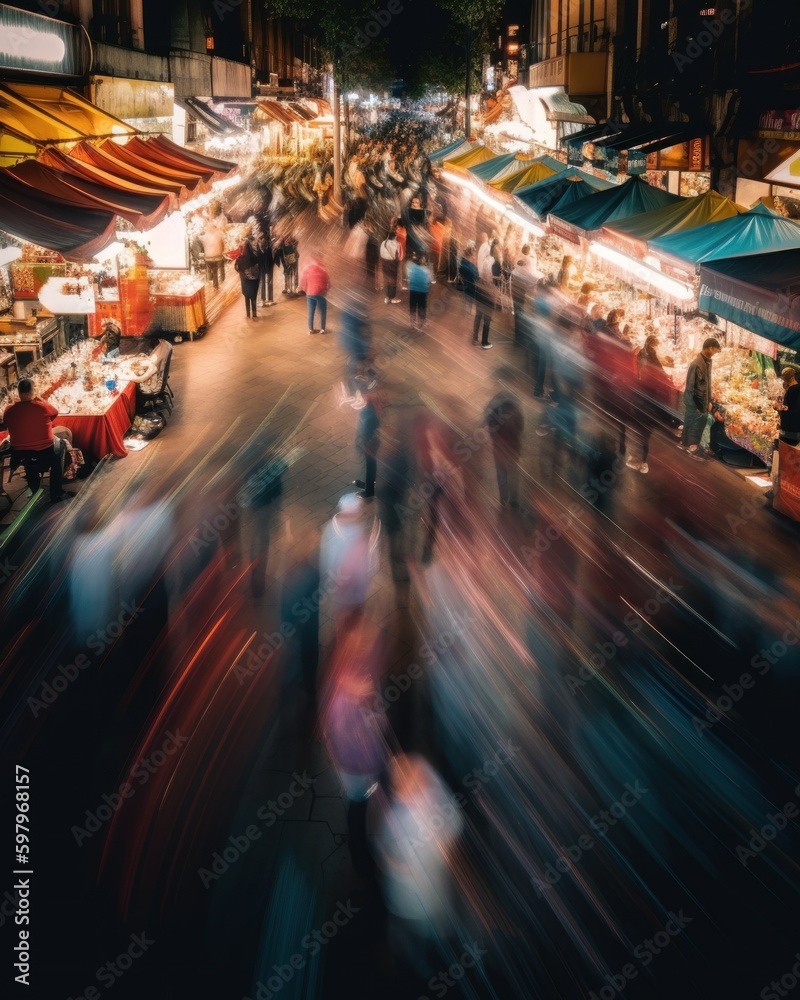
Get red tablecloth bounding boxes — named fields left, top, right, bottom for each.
left=57, top=381, right=136, bottom=459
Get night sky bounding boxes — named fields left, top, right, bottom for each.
left=380, top=0, right=530, bottom=85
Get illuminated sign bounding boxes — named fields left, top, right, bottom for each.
left=0, top=4, right=91, bottom=77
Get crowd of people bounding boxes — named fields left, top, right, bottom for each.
left=9, top=109, right=800, bottom=1000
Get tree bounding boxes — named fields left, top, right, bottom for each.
left=265, top=0, right=382, bottom=197
left=437, top=0, right=504, bottom=137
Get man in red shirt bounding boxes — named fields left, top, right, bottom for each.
left=1, top=378, right=68, bottom=501
left=299, top=258, right=331, bottom=335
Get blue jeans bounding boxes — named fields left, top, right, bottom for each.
left=307, top=295, right=327, bottom=329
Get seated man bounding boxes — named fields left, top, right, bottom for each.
left=1, top=378, right=69, bottom=501
left=129, top=335, right=173, bottom=398
left=98, top=317, right=122, bottom=361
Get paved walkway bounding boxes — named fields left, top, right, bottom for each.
left=9, top=245, right=800, bottom=1000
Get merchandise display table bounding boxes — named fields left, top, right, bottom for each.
left=151, top=287, right=207, bottom=340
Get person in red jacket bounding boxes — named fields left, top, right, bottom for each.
left=1, top=378, right=68, bottom=501
left=299, top=257, right=331, bottom=334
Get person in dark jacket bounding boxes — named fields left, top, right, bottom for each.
left=234, top=235, right=261, bottom=319
left=486, top=393, right=525, bottom=509
left=680, top=338, right=721, bottom=459
left=275, top=235, right=300, bottom=296
left=254, top=215, right=275, bottom=306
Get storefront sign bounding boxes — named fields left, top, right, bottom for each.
left=627, top=150, right=647, bottom=175
left=758, top=110, right=800, bottom=133
left=0, top=4, right=91, bottom=78
left=566, top=141, right=583, bottom=166
left=689, top=137, right=704, bottom=171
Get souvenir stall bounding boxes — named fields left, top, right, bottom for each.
left=698, top=248, right=800, bottom=509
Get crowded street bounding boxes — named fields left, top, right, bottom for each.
left=2, top=3, right=800, bottom=1000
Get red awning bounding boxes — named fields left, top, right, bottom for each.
left=38, top=146, right=180, bottom=210
left=97, top=139, right=206, bottom=190
left=10, top=159, right=169, bottom=230
left=70, top=141, right=186, bottom=196
left=151, top=135, right=237, bottom=173
left=124, top=136, right=216, bottom=182
left=0, top=171, right=116, bottom=262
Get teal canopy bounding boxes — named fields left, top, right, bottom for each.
left=428, top=138, right=474, bottom=165
left=650, top=203, right=800, bottom=271
left=547, top=178, right=601, bottom=217
left=530, top=154, right=569, bottom=175
left=549, top=175, right=682, bottom=237
left=467, top=153, right=520, bottom=181
left=699, top=249, right=800, bottom=350
left=513, top=167, right=613, bottom=220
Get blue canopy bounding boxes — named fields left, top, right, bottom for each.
left=467, top=152, right=520, bottom=181
left=698, top=249, right=800, bottom=350
left=549, top=175, right=682, bottom=238
left=650, top=203, right=800, bottom=272
left=513, top=167, right=613, bottom=220
left=428, top=138, right=474, bottom=165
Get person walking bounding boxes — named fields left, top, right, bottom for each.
left=473, top=247, right=497, bottom=349
left=406, top=253, right=432, bottom=331
left=234, top=233, right=260, bottom=320
left=511, top=245, right=538, bottom=347
left=458, top=244, right=478, bottom=322
left=486, top=393, right=525, bottom=509
left=380, top=227, right=402, bottom=304
left=254, top=215, right=276, bottom=307
left=679, top=338, right=721, bottom=460
left=276, top=234, right=300, bottom=296
left=299, top=257, right=331, bottom=335
left=356, top=387, right=382, bottom=498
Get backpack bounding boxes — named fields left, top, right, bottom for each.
left=380, top=238, right=398, bottom=261
left=235, top=243, right=259, bottom=280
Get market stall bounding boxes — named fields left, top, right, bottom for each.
left=0, top=340, right=141, bottom=459
left=598, top=190, right=742, bottom=260
left=548, top=175, right=683, bottom=243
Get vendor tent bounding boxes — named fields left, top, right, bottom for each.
left=9, top=158, right=169, bottom=230
left=123, top=137, right=216, bottom=182
left=488, top=160, right=557, bottom=193
left=649, top=203, right=800, bottom=273
left=428, top=138, right=475, bottom=164
left=467, top=153, right=520, bottom=182
left=0, top=168, right=117, bottom=261
left=513, top=168, right=614, bottom=220
left=150, top=136, right=236, bottom=174
left=549, top=175, right=682, bottom=240
left=698, top=249, right=800, bottom=350
left=38, top=146, right=179, bottom=208
left=97, top=139, right=207, bottom=190
left=0, top=82, right=136, bottom=166
left=70, top=141, right=187, bottom=196
left=443, top=144, right=497, bottom=171
left=600, top=190, right=741, bottom=258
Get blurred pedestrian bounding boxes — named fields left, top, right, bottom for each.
left=234, top=230, right=260, bottom=320
left=406, top=253, right=432, bottom=331
left=276, top=233, right=300, bottom=296
left=299, top=256, right=331, bottom=335
left=235, top=447, right=288, bottom=598
left=319, top=493, right=381, bottom=637
left=356, top=385, right=382, bottom=499
left=486, top=393, right=525, bottom=509
left=379, top=227, right=402, bottom=305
